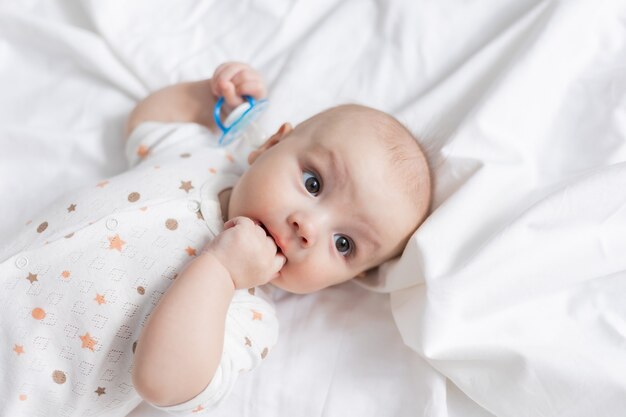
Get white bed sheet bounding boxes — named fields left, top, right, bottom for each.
left=0, top=0, right=624, bottom=416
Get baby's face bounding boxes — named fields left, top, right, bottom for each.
left=227, top=112, right=423, bottom=294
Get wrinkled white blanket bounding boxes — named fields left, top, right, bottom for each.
left=0, top=0, right=624, bottom=416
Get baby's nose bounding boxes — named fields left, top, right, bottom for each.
left=288, top=214, right=317, bottom=248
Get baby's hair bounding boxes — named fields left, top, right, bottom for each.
left=371, top=110, right=432, bottom=227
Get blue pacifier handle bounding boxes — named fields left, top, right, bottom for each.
left=213, top=95, right=257, bottom=133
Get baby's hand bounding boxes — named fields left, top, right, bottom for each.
left=203, top=216, right=285, bottom=289
left=209, top=62, right=267, bottom=108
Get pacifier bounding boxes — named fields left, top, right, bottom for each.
left=213, top=95, right=269, bottom=146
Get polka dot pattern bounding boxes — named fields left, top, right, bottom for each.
left=165, top=218, right=179, bottom=230
left=2, top=123, right=277, bottom=414
left=31, top=308, right=46, bottom=320
left=52, top=370, right=66, bottom=384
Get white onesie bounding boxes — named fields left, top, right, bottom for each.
left=0, top=122, right=278, bottom=416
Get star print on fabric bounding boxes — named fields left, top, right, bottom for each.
left=95, top=387, right=106, bottom=396
left=80, top=333, right=97, bottom=351
left=67, top=203, right=76, bottom=212
left=185, top=246, right=197, bottom=257
left=179, top=180, right=194, bottom=193
left=108, top=234, right=126, bottom=252
left=26, top=273, right=38, bottom=284
left=251, top=310, right=263, bottom=321
left=94, top=294, right=106, bottom=305
left=261, top=347, right=269, bottom=359
left=226, top=153, right=235, bottom=163
left=244, top=337, right=252, bottom=347
left=13, top=344, right=25, bottom=356
left=61, top=270, right=71, bottom=279
left=192, top=405, right=204, bottom=413
left=137, top=144, right=150, bottom=159
left=96, top=180, right=109, bottom=188
left=208, top=168, right=217, bottom=174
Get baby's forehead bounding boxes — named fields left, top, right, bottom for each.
left=305, top=106, right=432, bottom=226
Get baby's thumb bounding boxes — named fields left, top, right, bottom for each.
left=222, top=82, right=244, bottom=107
left=271, top=253, right=286, bottom=275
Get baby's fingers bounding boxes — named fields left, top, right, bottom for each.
left=220, top=81, right=244, bottom=107
left=223, top=216, right=254, bottom=230
left=274, top=253, right=286, bottom=271
left=211, top=62, right=250, bottom=104
left=231, top=72, right=266, bottom=100
left=268, top=253, right=286, bottom=280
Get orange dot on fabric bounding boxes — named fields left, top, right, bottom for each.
left=208, top=168, right=217, bottom=174
left=19, top=394, right=27, bottom=401
left=32, top=308, right=46, bottom=320
left=137, top=145, right=150, bottom=159
left=226, top=153, right=234, bottom=163
left=61, top=270, right=71, bottom=279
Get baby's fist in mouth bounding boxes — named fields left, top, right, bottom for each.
left=202, top=216, right=285, bottom=289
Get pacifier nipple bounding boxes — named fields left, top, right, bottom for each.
left=213, top=95, right=268, bottom=146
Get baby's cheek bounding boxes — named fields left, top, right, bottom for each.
left=286, top=259, right=337, bottom=293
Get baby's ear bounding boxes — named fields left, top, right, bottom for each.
left=247, top=123, right=293, bottom=164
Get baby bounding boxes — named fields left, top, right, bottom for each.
left=0, top=62, right=431, bottom=416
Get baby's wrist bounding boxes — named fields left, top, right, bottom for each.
left=198, top=249, right=236, bottom=290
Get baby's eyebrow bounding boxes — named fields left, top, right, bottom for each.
left=311, top=144, right=348, bottom=189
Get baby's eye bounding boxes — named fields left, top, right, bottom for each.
left=333, top=234, right=353, bottom=256
left=303, top=171, right=321, bottom=196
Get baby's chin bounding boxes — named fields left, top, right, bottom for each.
left=268, top=274, right=311, bottom=295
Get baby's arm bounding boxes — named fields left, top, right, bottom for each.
left=132, top=217, right=285, bottom=407
left=125, top=62, right=267, bottom=138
